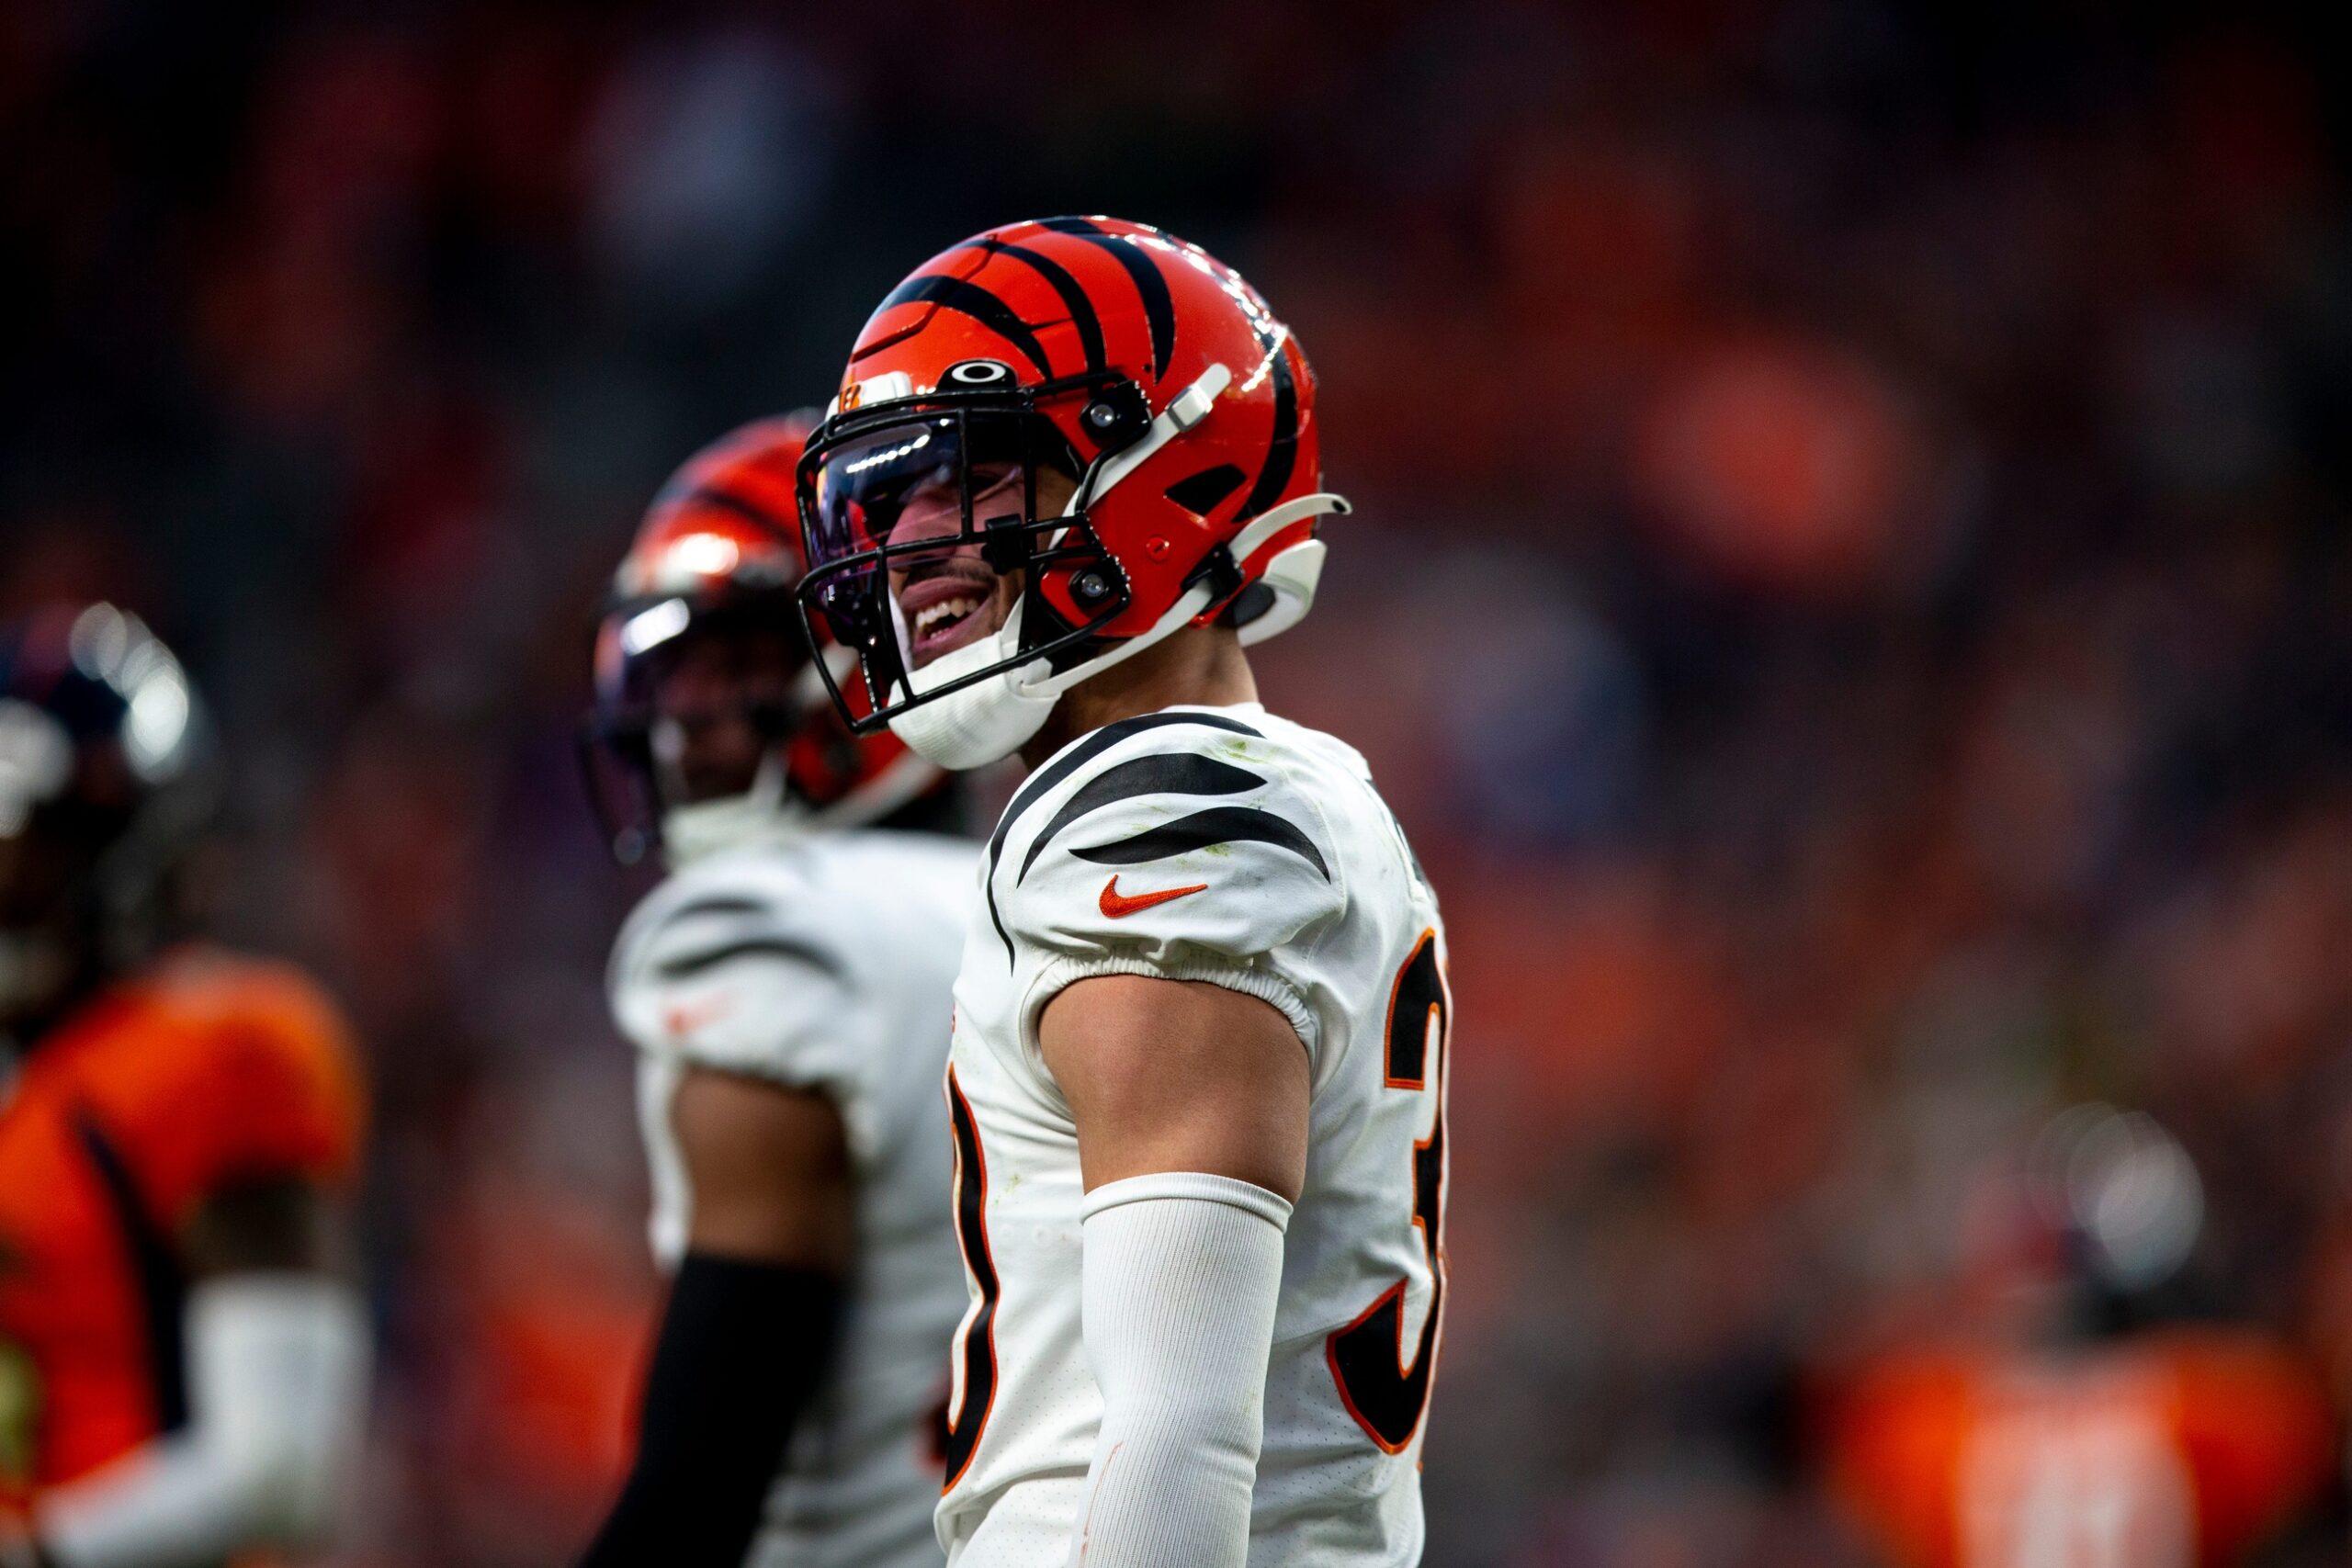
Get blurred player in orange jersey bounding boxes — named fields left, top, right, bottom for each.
left=1824, top=1107, right=2339, bottom=1568
left=0, top=605, right=369, bottom=1568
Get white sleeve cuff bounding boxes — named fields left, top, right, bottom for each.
left=1080, top=1169, right=1294, bottom=1230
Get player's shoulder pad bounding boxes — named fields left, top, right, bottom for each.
left=612, top=852, right=845, bottom=995
left=984, top=709, right=1348, bottom=967
left=146, top=947, right=364, bottom=1086
left=609, top=850, right=865, bottom=1083
left=131, top=947, right=368, bottom=1192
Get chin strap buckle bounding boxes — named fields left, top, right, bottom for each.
left=1185, top=542, right=1248, bottom=610
left=1190, top=491, right=1351, bottom=630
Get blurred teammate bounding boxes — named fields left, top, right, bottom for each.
left=796, top=217, right=1449, bottom=1566
left=1824, top=1107, right=2337, bottom=1568
left=577, top=416, right=973, bottom=1568
left=0, top=605, right=369, bottom=1568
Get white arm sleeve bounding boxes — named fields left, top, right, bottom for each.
left=38, top=1276, right=370, bottom=1568
left=1067, top=1172, right=1292, bottom=1568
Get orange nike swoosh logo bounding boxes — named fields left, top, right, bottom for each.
left=1099, top=875, right=1208, bottom=919
left=663, top=995, right=735, bottom=1037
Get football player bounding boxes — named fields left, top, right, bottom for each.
left=0, top=604, right=369, bottom=1568
left=1825, top=1108, right=2338, bottom=1568
left=794, top=218, right=1451, bottom=1567
left=577, top=415, right=975, bottom=1568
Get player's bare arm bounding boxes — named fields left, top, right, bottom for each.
left=1041, top=974, right=1309, bottom=1201
left=183, top=1176, right=354, bottom=1279
left=672, top=1069, right=854, bottom=1265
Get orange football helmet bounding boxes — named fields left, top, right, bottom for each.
left=794, top=216, right=1350, bottom=767
left=583, top=414, right=939, bottom=863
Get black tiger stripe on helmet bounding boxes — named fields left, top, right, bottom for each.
left=869, top=272, right=1057, bottom=379
left=966, top=237, right=1109, bottom=377
left=1235, top=332, right=1300, bottom=525
left=681, top=482, right=797, bottom=543
left=1036, top=216, right=1177, bottom=382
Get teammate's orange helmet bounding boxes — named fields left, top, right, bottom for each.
left=582, top=414, right=938, bottom=863
left=794, top=216, right=1350, bottom=767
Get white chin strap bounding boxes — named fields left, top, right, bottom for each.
left=885, top=364, right=1351, bottom=772
left=660, top=751, right=800, bottom=867
left=887, top=598, right=1063, bottom=771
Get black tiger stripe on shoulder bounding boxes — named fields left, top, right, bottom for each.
left=653, top=935, right=842, bottom=982
left=1074, top=805, right=1330, bottom=881
left=989, top=712, right=1261, bottom=871
left=968, top=237, right=1108, bottom=375
left=1015, top=752, right=1262, bottom=885
left=662, top=893, right=770, bottom=924
left=985, top=710, right=1263, bottom=959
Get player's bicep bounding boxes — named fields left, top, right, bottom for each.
left=1039, top=974, right=1309, bottom=1201
left=672, top=1066, right=854, bottom=1273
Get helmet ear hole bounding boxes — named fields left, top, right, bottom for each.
left=1164, top=464, right=1247, bottom=516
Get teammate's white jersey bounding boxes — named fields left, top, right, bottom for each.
left=936, top=704, right=1451, bottom=1568
left=610, top=828, right=976, bottom=1568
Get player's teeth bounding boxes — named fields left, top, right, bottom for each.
left=916, top=596, right=978, bottom=637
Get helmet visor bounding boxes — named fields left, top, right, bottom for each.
left=797, top=400, right=1115, bottom=729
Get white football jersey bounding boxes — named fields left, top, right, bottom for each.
left=935, top=704, right=1451, bottom=1568
left=610, top=828, right=977, bottom=1568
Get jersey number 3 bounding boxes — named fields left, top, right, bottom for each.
left=1328, top=928, right=1451, bottom=1453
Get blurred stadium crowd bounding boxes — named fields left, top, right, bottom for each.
left=6, top=2, right=2350, bottom=1563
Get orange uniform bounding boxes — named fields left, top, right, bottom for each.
left=1826, top=1333, right=2335, bottom=1568
left=0, top=949, right=365, bottom=1518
